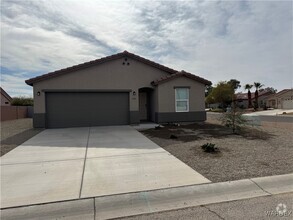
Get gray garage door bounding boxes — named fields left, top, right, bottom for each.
left=46, top=92, right=129, bottom=128
left=283, top=100, right=293, bottom=109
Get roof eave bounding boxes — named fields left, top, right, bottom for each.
left=25, top=51, right=179, bottom=86
left=0, top=88, right=13, bottom=101
left=152, top=73, right=212, bottom=86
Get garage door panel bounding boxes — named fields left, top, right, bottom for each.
left=89, top=93, right=129, bottom=126
left=283, top=100, right=293, bottom=109
left=46, top=93, right=129, bottom=128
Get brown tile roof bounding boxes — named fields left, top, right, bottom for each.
left=26, top=51, right=182, bottom=86
left=267, top=89, right=292, bottom=100
left=236, top=89, right=275, bottom=100
left=277, top=89, right=291, bottom=95
left=151, top=70, right=212, bottom=86
left=236, top=93, right=249, bottom=100
left=0, top=87, right=12, bottom=101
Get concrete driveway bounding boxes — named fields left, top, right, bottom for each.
left=1, top=126, right=210, bottom=208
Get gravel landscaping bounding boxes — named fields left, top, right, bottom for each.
left=141, top=121, right=293, bottom=182
left=1, top=119, right=43, bottom=156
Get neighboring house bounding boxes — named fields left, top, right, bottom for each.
left=0, top=87, right=12, bottom=106
left=25, top=51, right=211, bottom=128
left=235, top=93, right=249, bottom=108
left=267, top=89, right=293, bottom=109
left=235, top=88, right=275, bottom=108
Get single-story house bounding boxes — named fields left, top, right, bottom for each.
left=235, top=88, right=275, bottom=109
left=1, top=87, right=12, bottom=106
left=267, top=89, right=293, bottom=109
left=26, top=51, right=211, bottom=128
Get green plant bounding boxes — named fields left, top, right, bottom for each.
left=205, top=81, right=234, bottom=106
left=201, top=143, right=218, bottom=153
left=170, top=134, right=178, bottom=139
left=228, top=79, right=241, bottom=90
left=211, top=108, right=224, bottom=113
left=11, top=97, right=33, bottom=106
left=220, top=108, right=248, bottom=133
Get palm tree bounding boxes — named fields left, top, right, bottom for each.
left=253, top=82, right=264, bottom=109
left=244, top=84, right=253, bottom=108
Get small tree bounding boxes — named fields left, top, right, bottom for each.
left=205, top=85, right=213, bottom=97
left=263, top=87, right=277, bottom=93
left=219, top=79, right=248, bottom=133
left=228, top=79, right=241, bottom=91
left=220, top=108, right=248, bottom=134
left=206, top=81, right=234, bottom=108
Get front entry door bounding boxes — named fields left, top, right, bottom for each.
left=139, top=92, right=148, bottom=121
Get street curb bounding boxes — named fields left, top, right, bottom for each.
left=1, top=173, right=292, bottom=220
left=250, top=173, right=293, bottom=195
left=0, top=198, right=95, bottom=220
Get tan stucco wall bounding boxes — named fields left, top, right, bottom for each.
left=278, top=91, right=293, bottom=100
left=157, top=77, right=205, bottom=112
left=267, top=90, right=293, bottom=109
left=278, top=91, right=293, bottom=108
left=1, top=94, right=11, bottom=106
left=149, top=87, right=159, bottom=121
left=33, top=57, right=169, bottom=113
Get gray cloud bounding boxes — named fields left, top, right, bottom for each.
left=1, top=0, right=117, bottom=53
left=1, top=0, right=292, bottom=97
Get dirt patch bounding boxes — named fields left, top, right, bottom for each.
left=141, top=122, right=293, bottom=182
left=1, top=118, right=33, bottom=141
left=143, top=123, right=273, bottom=145
left=1, top=119, right=44, bottom=156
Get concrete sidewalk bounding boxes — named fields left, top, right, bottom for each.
left=1, top=173, right=292, bottom=220
left=243, top=109, right=293, bottom=116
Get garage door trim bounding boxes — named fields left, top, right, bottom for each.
left=45, top=91, right=130, bottom=128
left=42, top=89, right=132, bottom=93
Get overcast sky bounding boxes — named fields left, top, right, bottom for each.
left=1, top=0, right=292, bottom=97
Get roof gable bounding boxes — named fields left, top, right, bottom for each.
left=25, top=51, right=211, bottom=86
left=25, top=51, right=179, bottom=86
left=275, top=89, right=292, bottom=97
left=268, top=89, right=292, bottom=99
left=151, top=71, right=212, bottom=86
left=0, top=87, right=12, bottom=101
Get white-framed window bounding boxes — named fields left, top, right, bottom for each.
left=175, top=88, right=189, bottom=112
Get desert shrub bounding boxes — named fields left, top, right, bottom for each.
left=11, top=97, right=33, bottom=106
left=170, top=134, right=178, bottom=139
left=220, top=109, right=248, bottom=133
left=201, top=143, right=218, bottom=153
left=211, top=108, right=224, bottom=113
